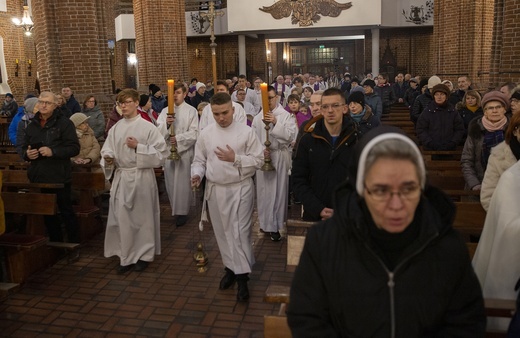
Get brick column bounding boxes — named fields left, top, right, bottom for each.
left=32, top=0, right=112, bottom=99
left=433, top=0, right=494, bottom=89
left=133, top=0, right=189, bottom=89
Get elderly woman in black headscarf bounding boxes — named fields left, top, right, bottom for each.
left=287, top=126, right=485, bottom=337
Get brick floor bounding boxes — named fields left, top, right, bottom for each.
left=0, top=187, right=300, bottom=337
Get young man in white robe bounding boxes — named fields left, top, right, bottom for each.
left=191, top=92, right=263, bottom=301
left=199, top=80, right=247, bottom=131
left=157, top=83, right=199, bottom=226
left=101, top=88, right=169, bottom=274
left=230, top=74, right=261, bottom=112
left=252, top=86, right=297, bottom=241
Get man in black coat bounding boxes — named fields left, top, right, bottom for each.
left=23, top=91, right=80, bottom=243
left=61, top=86, right=81, bottom=114
left=292, top=88, right=357, bottom=221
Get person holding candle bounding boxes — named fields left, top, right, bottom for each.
left=101, top=88, right=169, bottom=273
left=156, top=83, right=199, bottom=227
left=252, top=86, right=298, bottom=241
left=191, top=92, right=263, bottom=301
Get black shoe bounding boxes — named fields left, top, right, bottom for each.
left=117, top=264, right=134, bottom=274
left=236, top=274, right=250, bottom=301
left=134, top=260, right=149, bottom=272
left=270, top=231, right=282, bottom=242
left=176, top=215, right=188, bottom=227
left=219, top=268, right=236, bottom=290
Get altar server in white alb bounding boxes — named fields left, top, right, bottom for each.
left=252, top=85, right=297, bottom=241
left=191, top=92, right=263, bottom=302
left=157, top=83, right=199, bottom=226
left=101, top=88, right=169, bottom=274
left=199, top=80, right=247, bottom=130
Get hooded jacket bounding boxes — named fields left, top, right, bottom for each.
left=292, top=115, right=357, bottom=221
left=287, top=182, right=485, bottom=337
left=416, top=100, right=464, bottom=150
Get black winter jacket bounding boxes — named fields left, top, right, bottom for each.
left=292, top=116, right=357, bottom=221
left=410, top=90, right=433, bottom=124
left=416, top=101, right=465, bottom=150
left=22, top=109, right=80, bottom=184
left=374, top=84, right=396, bottom=114
left=287, top=183, right=486, bottom=337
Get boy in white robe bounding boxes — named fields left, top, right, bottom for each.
left=101, top=89, right=169, bottom=274
left=157, top=83, right=199, bottom=226
left=199, top=80, right=247, bottom=130
left=191, top=92, right=263, bottom=301
left=252, top=86, right=297, bottom=241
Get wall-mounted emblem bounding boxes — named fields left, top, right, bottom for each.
left=190, top=12, right=210, bottom=34
left=259, top=0, right=353, bottom=27
left=402, top=0, right=434, bottom=25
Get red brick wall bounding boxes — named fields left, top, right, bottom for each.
left=31, top=0, right=114, bottom=115
left=433, top=0, right=495, bottom=91
left=133, top=0, right=189, bottom=90
left=365, top=27, right=434, bottom=79
left=490, top=0, right=520, bottom=90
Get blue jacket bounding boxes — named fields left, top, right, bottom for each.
left=8, top=107, right=25, bottom=145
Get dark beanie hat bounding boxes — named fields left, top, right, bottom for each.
left=351, top=78, right=360, bottom=84
left=149, top=84, right=161, bottom=96
left=5, top=93, right=14, bottom=99
left=139, top=94, right=150, bottom=107
left=347, top=91, right=365, bottom=106
left=363, top=79, right=376, bottom=89
left=419, top=79, right=428, bottom=89
left=431, top=84, right=451, bottom=97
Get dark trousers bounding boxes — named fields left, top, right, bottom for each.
left=42, top=183, right=79, bottom=243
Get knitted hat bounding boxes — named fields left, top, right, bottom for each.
left=427, top=76, right=442, bottom=89
left=409, top=78, right=418, bottom=84
left=70, top=113, right=90, bottom=128
left=354, top=126, right=426, bottom=195
left=149, top=84, right=161, bottom=96
left=419, top=79, right=428, bottom=89
left=351, top=78, right=360, bottom=85
left=347, top=91, right=365, bottom=107
left=5, top=93, right=13, bottom=99
left=431, top=84, right=451, bottom=97
left=363, top=79, right=376, bottom=89
left=139, top=94, right=150, bottom=107
left=195, top=82, right=206, bottom=91
left=24, top=97, right=38, bottom=114
left=511, top=89, right=520, bottom=101
left=481, top=91, right=510, bottom=111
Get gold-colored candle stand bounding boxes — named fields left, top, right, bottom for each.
left=167, top=112, right=181, bottom=160
left=193, top=241, right=208, bottom=273
left=261, top=119, right=275, bottom=171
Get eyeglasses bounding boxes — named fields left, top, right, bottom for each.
left=321, top=103, right=344, bottom=110
left=117, top=100, right=135, bottom=107
left=511, top=99, right=519, bottom=104
left=37, top=100, right=55, bottom=106
left=484, top=105, right=504, bottom=112
left=364, top=183, right=421, bottom=202
left=268, top=96, right=277, bottom=100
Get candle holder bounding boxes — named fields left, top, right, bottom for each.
left=261, top=119, right=275, bottom=171
left=27, top=60, right=32, bottom=77
left=193, top=241, right=209, bottom=273
left=167, top=110, right=181, bottom=160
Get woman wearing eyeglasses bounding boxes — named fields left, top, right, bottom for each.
left=287, top=126, right=485, bottom=337
left=461, top=91, right=510, bottom=192
left=82, top=95, right=105, bottom=142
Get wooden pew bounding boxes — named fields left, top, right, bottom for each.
left=2, top=169, right=106, bottom=243
left=427, top=170, right=466, bottom=191
left=0, top=191, right=56, bottom=284
left=453, top=201, right=486, bottom=242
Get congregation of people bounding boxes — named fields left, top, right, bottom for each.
left=4, top=68, right=520, bottom=335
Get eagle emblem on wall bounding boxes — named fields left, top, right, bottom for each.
left=259, top=0, right=353, bottom=27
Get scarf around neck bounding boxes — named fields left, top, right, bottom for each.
left=350, top=108, right=366, bottom=123
left=482, top=115, right=507, bottom=132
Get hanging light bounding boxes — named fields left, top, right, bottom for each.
left=12, top=0, right=34, bottom=37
